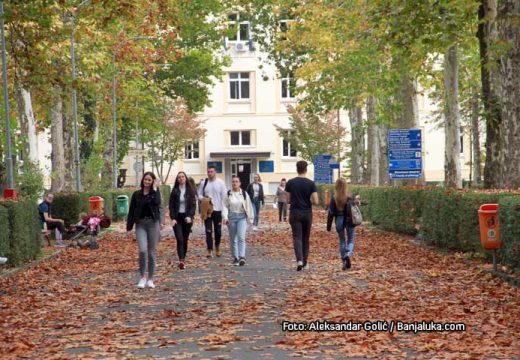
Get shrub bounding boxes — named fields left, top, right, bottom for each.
left=16, top=161, right=45, bottom=201
left=499, top=196, right=520, bottom=269
left=0, top=205, right=9, bottom=258
left=0, top=199, right=41, bottom=266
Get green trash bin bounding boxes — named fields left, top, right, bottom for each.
left=116, top=195, right=129, bottom=218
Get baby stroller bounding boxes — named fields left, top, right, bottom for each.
left=69, top=215, right=111, bottom=249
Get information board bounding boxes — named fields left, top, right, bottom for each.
left=388, top=129, right=422, bottom=179
left=259, top=160, right=274, bottom=173
left=314, top=154, right=333, bottom=184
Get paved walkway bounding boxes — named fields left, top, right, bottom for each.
left=1, top=209, right=519, bottom=359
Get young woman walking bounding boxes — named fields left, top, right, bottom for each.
left=246, top=174, right=264, bottom=231
left=223, top=176, right=254, bottom=266
left=127, top=172, right=165, bottom=288
left=327, top=178, right=356, bottom=271
left=274, top=178, right=288, bottom=222
left=169, top=171, right=197, bottom=270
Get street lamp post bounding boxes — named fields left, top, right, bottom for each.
left=0, top=0, right=13, bottom=189
left=111, top=36, right=155, bottom=188
left=69, top=0, right=90, bottom=192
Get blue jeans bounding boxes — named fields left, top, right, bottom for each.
left=228, top=212, right=247, bottom=259
left=336, top=215, right=355, bottom=260
left=252, top=198, right=261, bottom=226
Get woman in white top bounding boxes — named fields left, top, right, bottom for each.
left=223, top=176, right=254, bottom=266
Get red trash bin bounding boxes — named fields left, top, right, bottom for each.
left=3, top=188, right=17, bottom=200
left=478, top=204, right=501, bottom=250
left=89, top=196, right=104, bottom=216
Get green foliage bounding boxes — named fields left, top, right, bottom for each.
left=16, top=161, right=45, bottom=201
left=499, top=196, right=520, bottom=269
left=316, top=185, right=520, bottom=270
left=0, top=206, right=10, bottom=258
left=0, top=199, right=41, bottom=267
left=160, top=184, right=171, bottom=208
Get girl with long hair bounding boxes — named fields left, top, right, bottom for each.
left=169, top=172, right=197, bottom=269
left=127, top=172, right=165, bottom=288
left=327, top=178, right=356, bottom=271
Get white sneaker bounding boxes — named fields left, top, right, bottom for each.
left=137, top=278, right=147, bottom=289
left=296, top=261, right=303, bottom=271
left=0, top=257, right=7, bottom=264
left=146, top=279, right=155, bottom=289
left=303, top=263, right=310, bottom=270
left=253, top=226, right=258, bottom=231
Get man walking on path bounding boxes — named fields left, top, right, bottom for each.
left=198, top=165, right=228, bottom=258
left=285, top=161, right=319, bottom=271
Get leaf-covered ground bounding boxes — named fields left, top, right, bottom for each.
left=1, top=209, right=519, bottom=359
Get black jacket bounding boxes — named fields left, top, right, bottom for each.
left=169, top=186, right=197, bottom=220
left=126, top=189, right=164, bottom=231
left=326, top=196, right=354, bottom=231
left=246, top=182, right=264, bottom=204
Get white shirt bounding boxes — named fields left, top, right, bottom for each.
left=228, top=190, right=246, bottom=213
left=179, top=186, right=186, bottom=213
left=253, top=183, right=260, bottom=198
left=197, top=177, right=227, bottom=211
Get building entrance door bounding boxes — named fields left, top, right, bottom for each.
left=231, top=159, right=252, bottom=191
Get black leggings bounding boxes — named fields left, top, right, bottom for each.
left=204, top=211, right=222, bottom=250
left=173, top=213, right=192, bottom=260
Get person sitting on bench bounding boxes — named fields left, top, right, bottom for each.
left=38, top=193, right=66, bottom=247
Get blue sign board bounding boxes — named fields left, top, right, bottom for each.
left=388, top=129, right=422, bottom=179
left=259, top=160, right=274, bottom=173
left=314, top=154, right=333, bottom=184
left=207, top=161, right=222, bottom=173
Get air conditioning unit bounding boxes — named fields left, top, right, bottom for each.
left=234, top=42, right=247, bottom=52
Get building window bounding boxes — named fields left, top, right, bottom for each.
left=229, top=72, right=250, bottom=100
left=281, top=72, right=296, bottom=99
left=228, top=13, right=250, bottom=42
left=185, top=141, right=199, bottom=159
left=230, top=130, right=251, bottom=146
left=282, top=133, right=297, bottom=157
left=278, top=20, right=293, bottom=40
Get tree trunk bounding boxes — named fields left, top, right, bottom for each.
left=50, top=84, right=66, bottom=192
left=471, top=90, right=482, bottom=184
left=378, top=124, right=390, bottom=186
left=496, top=0, right=520, bottom=188
left=14, top=74, right=39, bottom=165
left=443, top=44, right=462, bottom=189
left=62, top=99, right=74, bottom=190
left=478, top=0, right=502, bottom=188
left=397, top=70, right=420, bottom=129
left=393, top=69, right=421, bottom=186
left=349, top=107, right=364, bottom=184
left=366, top=97, right=380, bottom=186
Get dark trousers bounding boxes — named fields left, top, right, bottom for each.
left=47, top=221, right=65, bottom=235
left=278, top=202, right=287, bottom=221
left=289, top=211, right=313, bottom=265
left=173, top=213, right=192, bottom=261
left=204, top=210, right=222, bottom=250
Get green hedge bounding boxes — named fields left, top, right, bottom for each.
left=499, top=196, right=520, bottom=269
left=0, top=205, right=10, bottom=259
left=0, top=199, right=41, bottom=266
left=316, top=185, right=520, bottom=270
left=421, top=190, right=499, bottom=252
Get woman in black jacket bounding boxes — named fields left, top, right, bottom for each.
left=127, top=172, right=165, bottom=289
left=246, top=174, right=264, bottom=231
left=326, top=178, right=356, bottom=271
left=169, top=171, right=197, bottom=269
